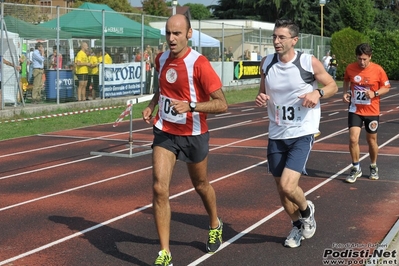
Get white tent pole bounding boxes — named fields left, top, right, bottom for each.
left=198, top=20, right=201, bottom=53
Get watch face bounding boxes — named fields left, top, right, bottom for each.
left=318, top=89, right=324, bottom=97
left=190, top=102, right=196, bottom=108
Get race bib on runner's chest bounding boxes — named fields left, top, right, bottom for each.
left=158, top=94, right=187, bottom=124
left=275, top=103, right=306, bottom=126
left=353, top=85, right=371, bottom=105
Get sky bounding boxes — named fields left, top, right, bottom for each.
left=128, top=0, right=217, bottom=8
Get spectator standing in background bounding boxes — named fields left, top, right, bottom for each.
left=48, top=46, right=63, bottom=70
left=225, top=46, right=234, bottom=61
left=322, top=51, right=332, bottom=71
left=328, top=54, right=338, bottom=80
left=31, top=42, right=45, bottom=104
left=74, top=41, right=90, bottom=101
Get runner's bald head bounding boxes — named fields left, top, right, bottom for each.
left=167, top=14, right=191, bottom=34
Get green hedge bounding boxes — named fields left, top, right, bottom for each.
left=330, top=28, right=399, bottom=80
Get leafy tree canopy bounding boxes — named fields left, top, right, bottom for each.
left=142, top=0, right=169, bottom=17
left=184, top=3, right=212, bottom=20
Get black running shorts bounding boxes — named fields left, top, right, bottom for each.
left=348, top=112, right=379, bottom=134
left=152, top=126, right=209, bottom=163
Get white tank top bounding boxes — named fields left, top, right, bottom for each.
left=262, top=51, right=320, bottom=139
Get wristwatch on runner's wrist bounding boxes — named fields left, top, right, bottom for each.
left=189, top=102, right=197, bottom=112
left=316, top=88, right=324, bottom=98
left=374, top=91, right=379, bottom=97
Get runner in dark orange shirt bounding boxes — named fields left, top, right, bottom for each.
left=342, top=43, right=391, bottom=183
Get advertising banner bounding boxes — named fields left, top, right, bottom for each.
left=233, top=60, right=261, bottom=80
left=99, top=62, right=145, bottom=98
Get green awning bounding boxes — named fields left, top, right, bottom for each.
left=3, top=16, right=72, bottom=39
left=40, top=2, right=160, bottom=40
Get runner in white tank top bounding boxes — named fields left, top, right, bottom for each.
left=262, top=51, right=321, bottom=139
left=255, top=19, right=338, bottom=249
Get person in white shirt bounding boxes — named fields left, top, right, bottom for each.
left=322, top=51, right=332, bottom=71
left=255, top=19, right=338, bottom=249
left=27, top=48, right=34, bottom=84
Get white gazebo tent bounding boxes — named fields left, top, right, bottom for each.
left=1, top=30, right=22, bottom=106
left=159, top=28, right=220, bottom=48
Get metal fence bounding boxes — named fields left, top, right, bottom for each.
left=0, top=2, right=331, bottom=109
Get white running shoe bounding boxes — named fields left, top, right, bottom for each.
left=346, top=167, right=362, bottom=183
left=284, top=226, right=304, bottom=248
left=369, top=165, right=379, bottom=180
left=300, top=200, right=316, bottom=239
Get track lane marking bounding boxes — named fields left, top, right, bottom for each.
left=188, top=133, right=399, bottom=266
left=2, top=130, right=397, bottom=265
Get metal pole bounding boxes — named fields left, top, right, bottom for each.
left=101, top=9, right=105, bottom=99
left=320, top=4, right=324, bottom=37
left=128, top=101, right=133, bottom=156
left=56, top=6, right=60, bottom=104
left=259, top=27, right=262, bottom=58
left=172, top=0, right=177, bottom=15
left=1, top=1, right=4, bottom=110
left=221, top=23, right=225, bottom=85
left=198, top=20, right=201, bottom=53
left=242, top=26, right=244, bottom=60
left=140, top=14, right=144, bottom=95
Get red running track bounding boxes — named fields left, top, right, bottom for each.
left=1, top=88, right=399, bottom=266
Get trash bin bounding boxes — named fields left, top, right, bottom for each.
left=45, top=70, right=74, bottom=102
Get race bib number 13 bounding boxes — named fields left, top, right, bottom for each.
left=275, top=104, right=305, bottom=126
left=159, top=95, right=187, bottom=124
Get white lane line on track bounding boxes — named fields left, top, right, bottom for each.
left=214, top=112, right=232, bottom=117
left=188, top=132, right=399, bottom=266
left=0, top=112, right=263, bottom=160
left=241, top=108, right=255, bottom=112
left=1, top=101, right=397, bottom=264
left=0, top=120, right=265, bottom=181
left=0, top=166, right=152, bottom=212
left=0, top=129, right=267, bottom=211
left=0, top=131, right=128, bottom=159
left=0, top=160, right=268, bottom=266
left=3, top=129, right=397, bottom=265
left=36, top=134, right=137, bottom=142
left=0, top=146, right=143, bottom=181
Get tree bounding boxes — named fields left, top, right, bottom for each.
left=372, top=9, right=399, bottom=32
left=4, top=0, right=45, bottom=23
left=212, top=0, right=262, bottom=20
left=184, top=3, right=212, bottom=20
left=330, top=27, right=367, bottom=79
left=338, top=0, right=375, bottom=33
left=142, top=0, right=169, bottom=17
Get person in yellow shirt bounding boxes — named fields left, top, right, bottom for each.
left=104, top=49, right=113, bottom=64
left=88, top=48, right=100, bottom=100
left=74, top=42, right=91, bottom=101
left=96, top=49, right=112, bottom=99
left=85, top=47, right=94, bottom=100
